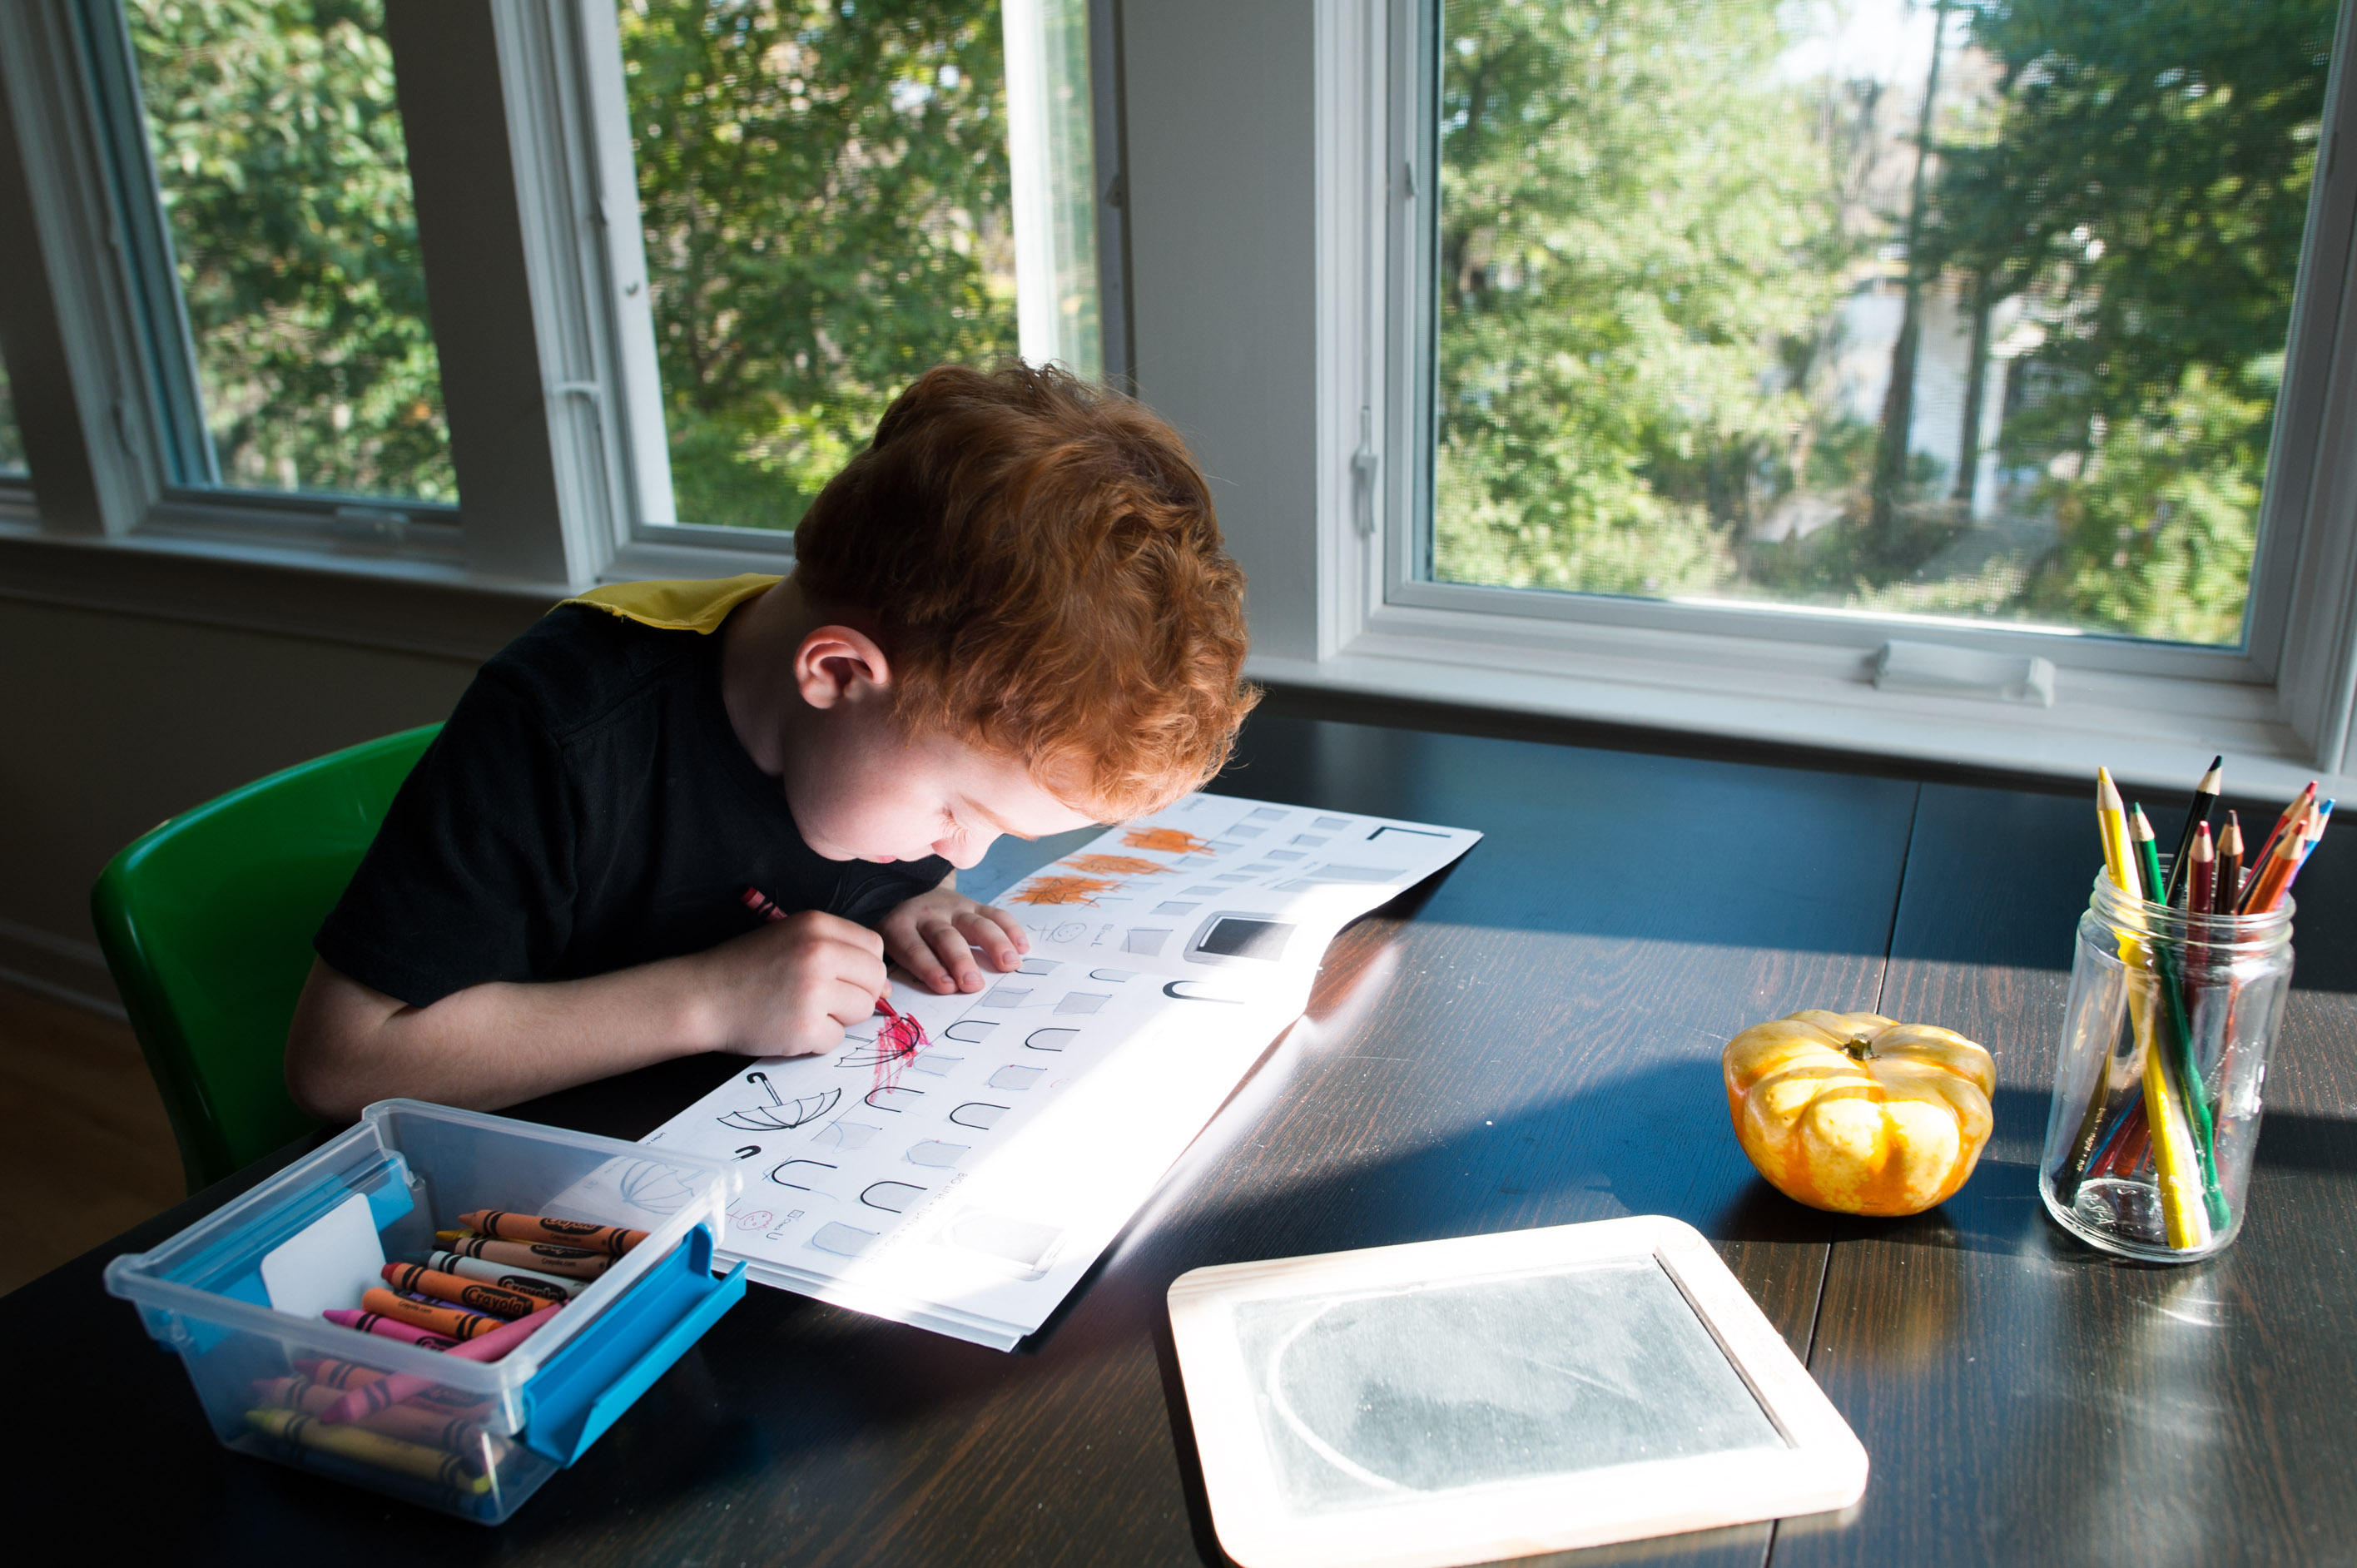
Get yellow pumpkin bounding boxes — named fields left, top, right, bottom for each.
left=1722, top=1010, right=1996, bottom=1217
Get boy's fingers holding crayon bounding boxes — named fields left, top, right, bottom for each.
left=710, top=909, right=887, bottom=1056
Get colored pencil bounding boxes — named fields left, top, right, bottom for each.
left=2096, top=769, right=2136, bottom=894
left=2217, top=811, right=2245, bottom=907
left=2244, top=783, right=2315, bottom=896
left=2131, top=802, right=2223, bottom=1235
left=2163, top=756, right=2223, bottom=906
left=2062, top=772, right=2153, bottom=1198
left=2130, top=804, right=2164, bottom=904
left=2187, top=821, right=2215, bottom=917
left=2240, top=801, right=2310, bottom=915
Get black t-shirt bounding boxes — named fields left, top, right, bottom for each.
left=316, top=603, right=949, bottom=1008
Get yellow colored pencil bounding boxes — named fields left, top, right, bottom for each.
left=2094, top=770, right=2207, bottom=1248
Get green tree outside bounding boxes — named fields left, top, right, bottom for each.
left=620, top=0, right=1020, bottom=530
left=1435, top=0, right=2335, bottom=647
left=1437, top=0, right=1843, bottom=598
left=131, top=0, right=453, bottom=500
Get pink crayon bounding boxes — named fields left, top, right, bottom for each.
left=320, top=1300, right=568, bottom=1424
left=323, top=1308, right=459, bottom=1352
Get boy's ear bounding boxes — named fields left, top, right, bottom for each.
left=793, top=624, right=893, bottom=709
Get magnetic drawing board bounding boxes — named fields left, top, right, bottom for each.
left=1168, top=1216, right=1868, bottom=1568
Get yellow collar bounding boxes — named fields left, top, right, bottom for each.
left=558, top=574, right=783, bottom=634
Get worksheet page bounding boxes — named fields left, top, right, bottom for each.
left=641, top=792, right=1480, bottom=1347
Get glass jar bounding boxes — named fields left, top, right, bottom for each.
left=2039, top=868, right=2293, bottom=1262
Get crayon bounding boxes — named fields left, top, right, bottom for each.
left=359, top=1405, right=508, bottom=1466
left=245, top=1408, right=492, bottom=1494
left=357, top=1287, right=512, bottom=1342
left=322, top=1308, right=460, bottom=1352
left=457, top=1209, right=648, bottom=1258
left=293, top=1357, right=387, bottom=1390
left=382, top=1263, right=544, bottom=1319
left=253, top=1376, right=344, bottom=1417
left=256, top=1379, right=504, bottom=1461
left=321, top=1302, right=568, bottom=1424
left=426, top=1249, right=583, bottom=1302
left=435, top=1233, right=611, bottom=1280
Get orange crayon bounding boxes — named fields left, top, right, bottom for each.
left=456, top=1209, right=648, bottom=1258
left=357, top=1288, right=509, bottom=1342
left=293, top=1357, right=387, bottom=1391
left=381, top=1263, right=542, bottom=1320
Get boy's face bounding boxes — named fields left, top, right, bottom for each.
left=786, top=705, right=1101, bottom=870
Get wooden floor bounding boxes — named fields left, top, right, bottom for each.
left=0, top=982, right=183, bottom=1296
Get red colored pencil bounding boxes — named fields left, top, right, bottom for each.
left=2244, top=784, right=2315, bottom=896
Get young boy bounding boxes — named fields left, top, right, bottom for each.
left=285, top=363, right=1254, bottom=1120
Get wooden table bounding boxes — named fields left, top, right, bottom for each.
left=14, top=714, right=2355, bottom=1566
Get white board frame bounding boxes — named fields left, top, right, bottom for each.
left=1167, top=1215, right=1868, bottom=1568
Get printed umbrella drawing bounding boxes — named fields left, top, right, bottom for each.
left=718, top=1088, right=842, bottom=1133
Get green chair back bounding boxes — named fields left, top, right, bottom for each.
left=91, top=725, right=442, bottom=1193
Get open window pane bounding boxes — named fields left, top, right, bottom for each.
left=619, top=0, right=1096, bottom=532
left=0, top=357, right=25, bottom=476
left=1429, top=0, right=2336, bottom=648
left=124, top=0, right=454, bottom=502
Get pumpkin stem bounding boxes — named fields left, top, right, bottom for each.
left=1842, top=1034, right=1875, bottom=1062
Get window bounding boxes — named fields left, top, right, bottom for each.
left=112, top=0, right=453, bottom=503
left=0, top=356, right=24, bottom=476
left=617, top=0, right=1104, bottom=533
left=1417, top=0, right=2336, bottom=653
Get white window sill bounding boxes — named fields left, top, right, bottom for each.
left=7, top=518, right=2334, bottom=798
left=1250, top=602, right=2345, bottom=802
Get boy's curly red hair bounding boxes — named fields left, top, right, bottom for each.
left=793, top=362, right=1257, bottom=818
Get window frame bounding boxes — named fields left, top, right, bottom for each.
left=1303, top=0, right=2357, bottom=777
left=0, top=0, right=1134, bottom=603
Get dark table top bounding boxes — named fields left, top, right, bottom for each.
left=14, top=714, right=2355, bottom=1566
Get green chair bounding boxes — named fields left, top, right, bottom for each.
left=91, top=724, right=442, bottom=1193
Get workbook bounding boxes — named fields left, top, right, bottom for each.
left=640, top=791, right=1481, bottom=1349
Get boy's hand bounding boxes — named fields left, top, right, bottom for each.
left=702, top=910, right=889, bottom=1057
left=878, top=886, right=1029, bottom=994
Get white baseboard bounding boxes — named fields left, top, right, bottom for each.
left=0, top=915, right=127, bottom=1021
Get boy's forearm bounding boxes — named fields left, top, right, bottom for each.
left=285, top=955, right=726, bottom=1121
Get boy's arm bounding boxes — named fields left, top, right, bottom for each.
left=285, top=909, right=888, bottom=1120
left=876, top=872, right=1030, bottom=994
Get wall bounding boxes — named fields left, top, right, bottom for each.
left=1122, top=0, right=1321, bottom=662
left=0, top=599, right=480, bottom=1010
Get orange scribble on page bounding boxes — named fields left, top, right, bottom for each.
left=1121, top=827, right=1212, bottom=854
left=1064, top=854, right=1171, bottom=877
left=1010, top=875, right=1121, bottom=906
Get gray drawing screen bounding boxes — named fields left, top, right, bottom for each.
left=1231, top=1260, right=1784, bottom=1512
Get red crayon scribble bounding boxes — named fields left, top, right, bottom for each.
left=1064, top=853, right=1171, bottom=877
left=1122, top=827, right=1212, bottom=855
left=749, top=886, right=926, bottom=1088
left=872, top=1000, right=926, bottom=1093
left=1010, top=875, right=1120, bottom=906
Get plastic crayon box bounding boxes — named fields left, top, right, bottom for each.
left=105, top=1099, right=741, bottom=1525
